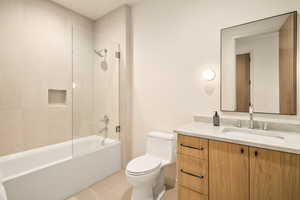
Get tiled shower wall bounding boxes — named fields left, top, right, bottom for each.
left=0, top=0, right=94, bottom=156
left=93, top=6, right=132, bottom=166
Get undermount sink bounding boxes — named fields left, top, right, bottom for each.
left=221, top=127, right=285, bottom=143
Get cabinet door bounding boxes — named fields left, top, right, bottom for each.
left=250, top=148, right=300, bottom=200
left=209, top=141, right=249, bottom=200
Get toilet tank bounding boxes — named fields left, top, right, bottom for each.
left=146, top=131, right=176, bottom=163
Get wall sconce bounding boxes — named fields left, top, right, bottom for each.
left=202, top=69, right=216, bottom=81
left=72, top=82, right=78, bottom=89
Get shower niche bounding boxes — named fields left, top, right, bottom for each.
left=48, top=89, right=67, bottom=106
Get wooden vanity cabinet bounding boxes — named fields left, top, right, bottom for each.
left=250, top=147, right=300, bottom=200
left=177, top=134, right=300, bottom=200
left=209, top=141, right=249, bottom=200
left=178, top=186, right=208, bottom=200
left=178, top=134, right=208, bottom=159
left=177, top=135, right=209, bottom=199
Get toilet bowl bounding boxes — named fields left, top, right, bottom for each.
left=126, top=155, right=162, bottom=200
left=126, top=131, right=176, bottom=200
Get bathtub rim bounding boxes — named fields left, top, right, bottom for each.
left=0, top=136, right=120, bottom=183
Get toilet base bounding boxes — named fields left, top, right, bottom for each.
left=157, top=187, right=166, bottom=200
left=131, top=187, right=166, bottom=200
left=131, top=184, right=154, bottom=200
left=130, top=167, right=167, bottom=200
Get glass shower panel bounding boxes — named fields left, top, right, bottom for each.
left=72, top=25, right=94, bottom=156
left=72, top=26, right=120, bottom=157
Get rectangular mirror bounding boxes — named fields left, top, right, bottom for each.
left=221, top=12, right=297, bottom=115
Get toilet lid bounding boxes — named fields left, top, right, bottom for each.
left=126, top=155, right=161, bottom=175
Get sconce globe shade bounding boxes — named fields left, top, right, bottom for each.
left=202, top=69, right=216, bottom=81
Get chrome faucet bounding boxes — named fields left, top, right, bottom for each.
left=101, top=115, right=109, bottom=125
left=98, top=115, right=109, bottom=145
left=249, top=104, right=254, bottom=129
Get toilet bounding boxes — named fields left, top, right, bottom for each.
left=126, top=131, right=176, bottom=200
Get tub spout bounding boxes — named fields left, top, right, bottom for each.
left=98, top=127, right=108, bottom=134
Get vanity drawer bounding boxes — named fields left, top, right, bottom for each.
left=178, top=134, right=208, bottom=160
left=178, top=154, right=208, bottom=176
left=178, top=154, right=208, bottom=195
left=178, top=186, right=208, bottom=200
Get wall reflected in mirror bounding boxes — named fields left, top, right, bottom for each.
left=221, top=12, right=297, bottom=115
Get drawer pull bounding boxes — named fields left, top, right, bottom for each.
left=180, top=144, right=204, bottom=151
left=180, top=169, right=204, bottom=179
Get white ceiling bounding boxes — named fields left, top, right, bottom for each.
left=50, top=0, right=141, bottom=20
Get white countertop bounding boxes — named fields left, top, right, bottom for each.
left=174, top=122, right=300, bottom=155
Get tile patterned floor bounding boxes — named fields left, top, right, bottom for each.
left=66, top=164, right=177, bottom=200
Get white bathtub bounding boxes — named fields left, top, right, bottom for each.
left=0, top=135, right=121, bottom=200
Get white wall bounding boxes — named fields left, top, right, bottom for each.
left=131, top=0, right=300, bottom=157
left=236, top=32, right=280, bottom=113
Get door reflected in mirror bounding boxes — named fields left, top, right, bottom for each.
left=221, top=12, right=297, bottom=115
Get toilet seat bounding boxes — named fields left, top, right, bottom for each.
left=126, top=155, right=161, bottom=176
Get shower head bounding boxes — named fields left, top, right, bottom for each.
left=94, top=49, right=107, bottom=58
left=95, top=48, right=108, bottom=71
left=101, top=60, right=108, bottom=71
